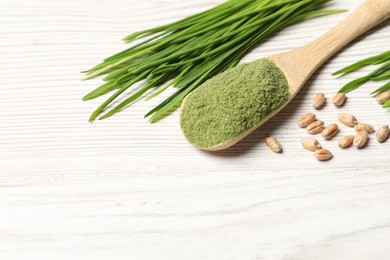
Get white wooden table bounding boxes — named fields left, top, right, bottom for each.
left=1, top=0, right=390, bottom=259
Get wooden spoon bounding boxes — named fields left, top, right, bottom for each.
left=181, top=0, right=390, bottom=151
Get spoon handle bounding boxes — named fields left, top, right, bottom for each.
left=272, top=0, right=390, bottom=93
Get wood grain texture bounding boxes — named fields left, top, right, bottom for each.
left=0, top=0, right=389, bottom=259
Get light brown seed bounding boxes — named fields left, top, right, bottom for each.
left=314, top=149, right=333, bottom=161
left=322, top=124, right=339, bottom=140
left=376, top=125, right=390, bottom=142
left=264, top=136, right=282, bottom=153
left=338, top=113, right=358, bottom=127
left=306, top=121, right=325, bottom=135
left=332, top=93, right=346, bottom=107
left=297, top=113, right=316, bottom=128
left=301, top=137, right=321, bottom=151
left=353, top=131, right=369, bottom=148
left=338, top=135, right=354, bottom=149
left=354, top=123, right=374, bottom=133
left=312, top=93, right=326, bottom=109
left=376, top=91, right=390, bottom=105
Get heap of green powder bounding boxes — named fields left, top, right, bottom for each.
left=180, top=58, right=290, bottom=149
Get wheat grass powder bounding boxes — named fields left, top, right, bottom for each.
left=180, top=58, right=290, bottom=149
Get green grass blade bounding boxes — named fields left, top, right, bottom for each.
left=338, top=76, right=370, bottom=93
left=333, top=50, right=390, bottom=76
left=371, top=82, right=390, bottom=95
left=83, top=81, right=118, bottom=101
left=371, top=69, right=390, bottom=81
left=383, top=99, right=390, bottom=108
left=338, top=61, right=390, bottom=93
left=99, top=84, right=152, bottom=120
left=88, top=71, right=149, bottom=121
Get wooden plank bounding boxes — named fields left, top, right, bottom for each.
left=0, top=0, right=389, bottom=259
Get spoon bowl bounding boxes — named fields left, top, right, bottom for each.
left=181, top=0, right=390, bottom=151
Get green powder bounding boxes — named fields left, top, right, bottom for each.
left=180, top=58, right=290, bottom=149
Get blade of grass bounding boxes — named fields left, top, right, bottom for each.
left=338, top=61, right=390, bottom=93
left=384, top=99, right=390, bottom=108
left=371, top=69, right=390, bottom=81
left=99, top=84, right=152, bottom=120
left=371, top=82, right=390, bottom=95
left=333, top=50, right=390, bottom=76
left=83, top=81, right=119, bottom=101
left=88, top=70, right=150, bottom=121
